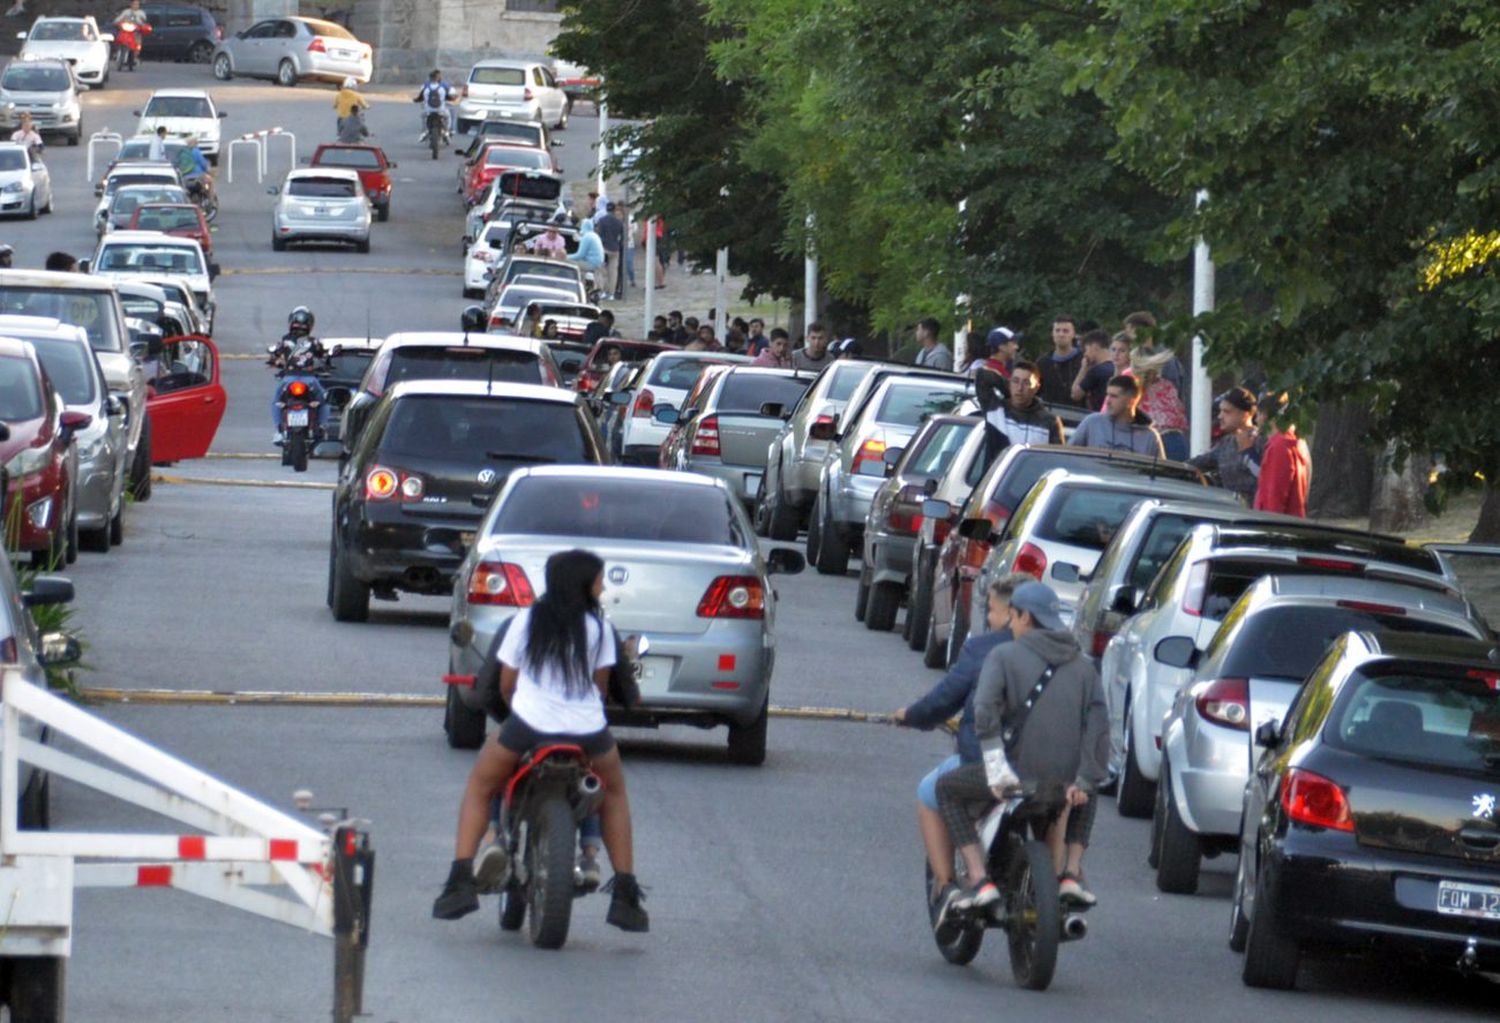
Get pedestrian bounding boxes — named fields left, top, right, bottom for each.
left=146, top=124, right=168, bottom=162
left=620, top=203, right=637, bottom=289
left=595, top=202, right=626, bottom=300
left=1131, top=349, right=1188, bottom=459
left=694, top=323, right=721, bottom=351
left=724, top=326, right=747, bottom=354
left=792, top=322, right=833, bottom=372
left=582, top=309, right=618, bottom=348
left=1037, top=314, right=1083, bottom=407
left=10, top=113, right=43, bottom=155
left=832, top=338, right=865, bottom=359
left=1187, top=387, right=1266, bottom=504
left=647, top=314, right=669, bottom=342
left=1070, top=329, right=1115, bottom=411
left=1068, top=375, right=1165, bottom=457
left=912, top=317, right=954, bottom=371
left=44, top=251, right=76, bottom=272
left=932, top=581, right=1109, bottom=919
left=753, top=329, right=792, bottom=368
left=1253, top=392, right=1311, bottom=517
left=584, top=190, right=599, bottom=220
left=973, top=327, right=1018, bottom=419
left=977, top=360, right=1064, bottom=462
left=745, top=317, right=769, bottom=355
left=666, top=310, right=688, bottom=346
left=1123, top=310, right=1186, bottom=402
left=530, top=223, right=568, bottom=259
left=567, top=218, right=604, bottom=275
left=0, top=244, right=13, bottom=269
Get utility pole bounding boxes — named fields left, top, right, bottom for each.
left=1190, top=189, right=1214, bottom=456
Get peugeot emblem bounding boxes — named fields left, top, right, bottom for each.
left=608, top=565, right=629, bottom=585
left=477, top=468, right=497, bottom=486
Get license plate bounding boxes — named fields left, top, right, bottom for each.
left=744, top=473, right=762, bottom=496
left=633, top=655, right=672, bottom=698
left=1436, top=880, right=1500, bottom=921
left=286, top=408, right=309, bottom=427
left=315, top=206, right=330, bottom=216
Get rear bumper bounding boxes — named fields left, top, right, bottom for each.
left=275, top=214, right=370, bottom=244
left=74, top=449, right=119, bottom=529
left=864, top=524, right=915, bottom=585
left=830, top=470, right=881, bottom=529
left=345, top=505, right=482, bottom=592
left=1163, top=714, right=1246, bottom=838
left=685, top=459, right=761, bottom=505
left=305, top=54, right=372, bottom=83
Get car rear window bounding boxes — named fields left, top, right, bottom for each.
left=649, top=356, right=730, bottom=390
left=1197, top=555, right=1425, bottom=620
left=825, top=363, right=868, bottom=402
left=907, top=421, right=976, bottom=477
left=326, top=348, right=373, bottom=381
left=315, top=148, right=381, bottom=170
left=491, top=174, right=562, bottom=202
left=380, top=396, right=587, bottom=464
left=492, top=477, right=742, bottom=546
left=303, top=18, right=354, bottom=39
left=983, top=449, right=1203, bottom=518
left=719, top=373, right=811, bottom=415
left=587, top=342, right=660, bottom=370
left=504, top=261, right=574, bottom=285
left=287, top=177, right=357, bottom=199
left=1215, top=606, right=1473, bottom=681
left=30, top=341, right=95, bottom=405
left=385, top=347, right=542, bottom=387
left=134, top=205, right=200, bottom=231
left=874, top=383, right=967, bottom=426
left=483, top=147, right=551, bottom=170
left=99, top=244, right=202, bottom=275
left=30, top=21, right=87, bottom=40
left=1034, top=486, right=1160, bottom=551
left=481, top=123, right=541, bottom=145
left=471, top=66, right=526, bottom=86
left=1329, top=668, right=1500, bottom=771
left=0, top=357, right=42, bottom=419
left=0, top=287, right=121, bottom=353
left=143, top=96, right=212, bottom=118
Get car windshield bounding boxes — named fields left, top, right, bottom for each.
left=1035, top=486, right=1161, bottom=551
left=30, top=22, right=87, bottom=40
left=30, top=340, right=95, bottom=405
left=303, top=18, right=354, bottom=40
left=0, top=357, right=42, bottom=419
left=118, top=139, right=188, bottom=164
left=112, top=187, right=185, bottom=214
left=98, top=244, right=202, bottom=275
left=471, top=66, right=526, bottom=86
left=649, top=356, right=731, bottom=390
left=0, top=287, right=121, bottom=352
left=143, top=96, right=212, bottom=118
left=379, top=396, right=586, bottom=463
left=873, top=382, right=968, bottom=426
left=717, top=373, right=812, bottom=415
left=133, top=205, right=201, bottom=231
left=106, top=173, right=176, bottom=196
left=2, top=66, right=69, bottom=91
left=499, top=287, right=572, bottom=313
left=316, top=148, right=381, bottom=170
left=1329, top=668, right=1500, bottom=772
left=492, top=477, right=743, bottom=546
left=287, top=177, right=357, bottom=199
left=908, top=421, right=976, bottom=477
left=1214, top=606, right=1471, bottom=681
left=0, top=150, right=26, bottom=172
left=385, top=346, right=542, bottom=387
left=484, top=147, right=551, bottom=170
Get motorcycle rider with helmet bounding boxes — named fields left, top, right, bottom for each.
left=268, top=306, right=331, bottom=444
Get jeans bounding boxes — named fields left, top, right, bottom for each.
left=917, top=753, right=962, bottom=812
left=271, top=375, right=330, bottom=431
left=624, top=248, right=637, bottom=286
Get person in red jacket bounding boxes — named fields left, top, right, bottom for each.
left=1253, top=392, right=1311, bottom=517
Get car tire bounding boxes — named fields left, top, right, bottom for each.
left=277, top=59, right=297, bottom=87
left=129, top=416, right=152, bottom=502
left=866, top=580, right=901, bottom=632
left=67, top=130, right=79, bottom=147
left=1116, top=718, right=1154, bottom=818
left=63, top=498, right=78, bottom=564
left=7, top=955, right=65, bottom=1022
left=444, top=684, right=486, bottom=750
left=41, top=188, right=52, bottom=213
left=907, top=556, right=933, bottom=651
left=1154, top=763, right=1202, bottom=894
left=1242, top=864, right=1299, bottom=989
left=922, top=599, right=946, bottom=669
left=189, top=40, right=213, bottom=64
left=212, top=53, right=232, bottom=80
left=376, top=200, right=390, bottom=223
left=854, top=563, right=870, bottom=622
left=944, top=600, right=968, bottom=670
left=812, top=496, right=849, bottom=576
left=356, top=237, right=371, bottom=254
left=556, top=104, right=568, bottom=131
left=329, top=534, right=370, bottom=623
left=726, top=698, right=768, bottom=766
left=1229, top=847, right=1251, bottom=953
left=81, top=522, right=110, bottom=553
left=108, top=497, right=124, bottom=546
left=23, top=193, right=36, bottom=220
left=766, top=478, right=800, bottom=542
left=805, top=495, right=822, bottom=565
left=272, top=234, right=287, bottom=252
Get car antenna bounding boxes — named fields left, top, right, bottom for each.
left=486, top=347, right=496, bottom=396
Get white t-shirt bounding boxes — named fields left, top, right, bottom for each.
left=498, top=607, right=616, bottom=734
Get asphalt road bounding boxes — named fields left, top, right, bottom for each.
left=5, top=63, right=1496, bottom=1022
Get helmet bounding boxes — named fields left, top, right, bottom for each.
left=460, top=305, right=487, bottom=332
left=342, top=77, right=357, bottom=89
left=287, top=306, right=315, bottom=337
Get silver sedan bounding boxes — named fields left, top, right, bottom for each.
left=445, top=466, right=805, bottom=764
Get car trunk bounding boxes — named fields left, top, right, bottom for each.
left=1341, top=751, right=1500, bottom=865
left=714, top=414, right=780, bottom=468
left=492, top=171, right=561, bottom=205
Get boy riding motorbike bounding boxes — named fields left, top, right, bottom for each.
left=267, top=306, right=331, bottom=443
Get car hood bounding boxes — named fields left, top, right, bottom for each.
left=0, top=169, right=32, bottom=184
left=1, top=89, right=70, bottom=105
left=137, top=115, right=219, bottom=136
left=23, top=41, right=103, bottom=60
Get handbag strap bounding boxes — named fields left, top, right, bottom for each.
left=1000, top=664, right=1057, bottom=753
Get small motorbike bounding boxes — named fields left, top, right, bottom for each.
left=417, top=101, right=451, bottom=160
left=927, top=795, right=1088, bottom=991
left=186, top=177, right=218, bottom=223
left=114, top=21, right=149, bottom=70
left=274, top=373, right=325, bottom=472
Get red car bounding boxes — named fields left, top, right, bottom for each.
left=145, top=335, right=227, bottom=464
left=128, top=203, right=214, bottom=259
left=0, top=338, right=85, bottom=567
left=310, top=144, right=397, bottom=222
left=463, top=144, right=558, bottom=206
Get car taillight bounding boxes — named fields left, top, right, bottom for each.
left=364, top=465, right=424, bottom=502
left=1012, top=541, right=1047, bottom=580
left=851, top=439, right=886, bottom=476
left=467, top=561, right=536, bottom=606
left=632, top=389, right=655, bottom=418
left=288, top=380, right=309, bottom=398
left=1334, top=599, right=1404, bottom=615
left=1195, top=677, right=1249, bottom=730
left=1090, top=630, right=1113, bottom=659
left=691, top=415, right=721, bottom=456
left=889, top=484, right=924, bottom=533
left=308, top=36, right=326, bottom=53
left=577, top=374, right=596, bottom=393
left=1281, top=768, right=1354, bottom=832
left=697, top=576, right=765, bottom=619
left=933, top=517, right=952, bottom=546
left=1182, top=560, right=1209, bottom=617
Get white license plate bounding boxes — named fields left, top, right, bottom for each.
left=1436, top=880, right=1500, bottom=921
left=285, top=408, right=309, bottom=428
left=633, top=655, right=673, bottom=698
left=744, top=473, right=762, bottom=496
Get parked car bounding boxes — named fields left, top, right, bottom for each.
left=0, top=316, right=126, bottom=551
left=16, top=16, right=111, bottom=86
left=461, top=143, right=558, bottom=205
left=613, top=351, right=753, bottom=465
left=268, top=169, right=371, bottom=253
left=115, top=278, right=194, bottom=338
left=311, top=335, right=382, bottom=446
left=807, top=371, right=973, bottom=576
left=128, top=202, right=213, bottom=257
left=143, top=333, right=225, bottom=463
left=328, top=381, right=606, bottom=621
left=108, top=134, right=189, bottom=171
left=138, top=3, right=221, bottom=64
left=84, top=230, right=217, bottom=323
left=541, top=340, right=591, bottom=387
left=488, top=283, right=582, bottom=333
left=93, top=162, right=182, bottom=234
left=455, top=59, right=568, bottom=134
left=132, top=89, right=225, bottom=162
left=1105, top=520, right=1459, bottom=818
left=576, top=339, right=670, bottom=398
left=0, top=58, right=83, bottom=144
left=445, top=466, right=803, bottom=761
left=462, top=170, right=565, bottom=249
left=516, top=301, right=598, bottom=342
left=0, top=142, right=52, bottom=220
left=456, top=113, right=552, bottom=157
left=212, top=16, right=372, bottom=87
left=549, top=58, right=599, bottom=111
left=484, top=253, right=583, bottom=305
left=1231, top=631, right=1500, bottom=989
left=309, top=143, right=395, bottom=222
left=1154, top=574, right=1488, bottom=897
left=0, top=337, right=81, bottom=566
left=101, top=183, right=190, bottom=236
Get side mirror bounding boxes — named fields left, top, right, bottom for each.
left=14, top=31, right=24, bottom=38
left=759, top=401, right=785, bottom=419
left=957, top=517, right=992, bottom=543
left=1109, top=585, right=1140, bottom=615
left=766, top=547, right=805, bottom=576
left=21, top=575, right=73, bottom=607
left=922, top=477, right=939, bottom=497
left=921, top=498, right=951, bottom=521
left=217, top=110, right=228, bottom=118
left=208, top=262, right=221, bottom=280
left=107, top=394, right=127, bottom=416
left=1051, top=562, right=1081, bottom=584
left=1153, top=636, right=1199, bottom=670
left=59, top=410, right=92, bottom=434
left=651, top=405, right=678, bottom=425
left=808, top=420, right=836, bottom=442
left=77, top=258, right=90, bottom=273
left=453, top=148, right=466, bottom=156
left=882, top=446, right=905, bottom=473
left=38, top=632, right=81, bottom=668
left=388, top=161, right=398, bottom=169
left=607, top=390, right=632, bottom=406
left=1254, top=719, right=1283, bottom=749
left=633, top=634, right=651, bottom=657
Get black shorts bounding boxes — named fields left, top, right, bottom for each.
left=498, top=715, right=616, bottom=758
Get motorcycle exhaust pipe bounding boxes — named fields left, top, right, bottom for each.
left=574, top=772, right=604, bottom=819
left=1061, top=914, right=1088, bottom=942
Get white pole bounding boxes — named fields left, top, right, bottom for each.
left=953, top=294, right=970, bottom=370
left=1190, top=188, right=1214, bottom=457
left=715, top=186, right=729, bottom=341
left=803, top=212, right=818, bottom=328
left=596, top=101, right=608, bottom=201
left=643, top=216, right=657, bottom=335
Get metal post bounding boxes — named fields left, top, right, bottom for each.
left=953, top=293, right=971, bottom=370
left=595, top=101, right=608, bottom=200
left=331, top=825, right=371, bottom=1023
left=1190, top=189, right=1214, bottom=456
left=803, top=213, right=818, bottom=328
left=643, top=216, right=657, bottom=334
left=715, top=185, right=729, bottom=341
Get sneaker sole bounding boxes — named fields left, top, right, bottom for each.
left=473, top=849, right=509, bottom=894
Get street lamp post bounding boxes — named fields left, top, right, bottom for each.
left=595, top=101, right=609, bottom=201
left=643, top=216, right=657, bottom=335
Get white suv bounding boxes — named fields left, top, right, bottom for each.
left=456, top=60, right=568, bottom=134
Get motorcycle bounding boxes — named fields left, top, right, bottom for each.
left=423, top=109, right=450, bottom=160
left=927, top=795, right=1089, bottom=991
left=268, top=343, right=331, bottom=472
left=113, top=20, right=150, bottom=71
left=185, top=176, right=218, bottom=224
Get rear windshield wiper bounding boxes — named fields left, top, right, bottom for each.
left=484, top=452, right=555, bottom=464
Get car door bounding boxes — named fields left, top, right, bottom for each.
left=145, top=334, right=224, bottom=461
left=236, top=20, right=277, bottom=74
left=537, top=65, right=563, bottom=122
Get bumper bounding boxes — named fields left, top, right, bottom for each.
left=73, top=61, right=107, bottom=84
left=306, top=54, right=372, bottom=83
left=686, top=459, right=762, bottom=506
left=1163, top=715, right=1245, bottom=838
left=346, top=506, right=481, bottom=592
left=864, top=524, right=915, bottom=585
left=275, top=215, right=370, bottom=245
left=0, top=187, right=34, bottom=213
left=830, top=470, right=882, bottom=529
left=457, top=101, right=534, bottom=126
left=0, top=110, right=79, bottom=132
left=73, top=449, right=118, bottom=529
left=786, top=446, right=827, bottom=504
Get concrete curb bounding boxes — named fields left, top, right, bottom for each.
left=152, top=473, right=335, bottom=491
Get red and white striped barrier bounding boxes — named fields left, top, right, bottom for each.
left=226, top=126, right=297, bottom=184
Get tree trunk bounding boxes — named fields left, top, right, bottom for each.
left=1369, top=448, right=1430, bottom=534
left=1307, top=403, right=1373, bottom=519
left=1470, top=487, right=1500, bottom=542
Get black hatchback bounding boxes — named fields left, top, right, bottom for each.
left=1234, top=630, right=1500, bottom=989
left=327, top=380, right=605, bottom=621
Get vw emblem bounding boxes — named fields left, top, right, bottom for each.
left=608, top=565, right=629, bottom=585
left=477, top=468, right=497, bottom=486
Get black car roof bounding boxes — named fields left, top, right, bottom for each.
left=1354, top=630, right=1500, bottom=666
left=1001, top=443, right=1206, bottom=483
left=1210, top=524, right=1435, bottom=572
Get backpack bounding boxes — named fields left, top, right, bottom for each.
left=425, top=84, right=444, bottom=109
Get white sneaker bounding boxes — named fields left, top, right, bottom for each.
left=1059, top=874, right=1097, bottom=908
left=272, top=431, right=284, bottom=446
left=473, top=843, right=510, bottom=894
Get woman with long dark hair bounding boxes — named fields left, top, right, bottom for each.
left=433, top=549, right=648, bottom=932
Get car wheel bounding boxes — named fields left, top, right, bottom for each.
left=944, top=600, right=968, bottom=669
left=1154, top=763, right=1202, bottom=894
left=556, top=104, right=568, bottom=131
left=812, top=496, right=849, bottom=576
left=108, top=497, right=124, bottom=546
left=41, top=188, right=52, bottom=213
left=1229, top=846, right=1251, bottom=953
left=329, top=532, right=370, bottom=623
left=272, top=234, right=287, bottom=252
left=212, top=53, right=232, bottom=80
left=1242, top=862, right=1299, bottom=989
left=23, top=193, right=36, bottom=220
left=81, top=521, right=110, bottom=554
left=1117, top=717, right=1154, bottom=818
left=188, top=40, right=213, bottom=64
left=128, top=415, right=152, bottom=502
left=907, top=555, right=933, bottom=651
left=805, top=495, right=823, bottom=565
left=356, top=236, right=371, bottom=254
left=444, top=684, right=486, bottom=749
left=277, top=59, right=298, bottom=87
left=922, top=596, right=946, bottom=669
left=726, top=698, right=768, bottom=766
left=854, top=563, right=870, bottom=622
left=766, top=481, right=800, bottom=542
left=63, top=497, right=78, bottom=564
left=376, top=200, right=390, bottom=223
left=67, top=130, right=79, bottom=147
left=866, top=580, right=901, bottom=633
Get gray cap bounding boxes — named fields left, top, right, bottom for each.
left=1010, top=580, right=1064, bottom=631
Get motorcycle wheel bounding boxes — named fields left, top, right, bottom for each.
left=429, top=124, right=442, bottom=160
left=1006, top=840, right=1061, bottom=991
left=288, top=430, right=308, bottom=472
left=925, top=862, right=983, bottom=966
left=526, top=796, right=576, bottom=950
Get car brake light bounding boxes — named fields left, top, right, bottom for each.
left=1182, top=560, right=1208, bottom=617
left=1195, top=677, right=1249, bottom=731
left=697, top=576, right=765, bottom=619
left=1281, top=767, right=1354, bottom=832
left=1012, top=541, right=1047, bottom=580
left=889, top=484, right=924, bottom=533
left=577, top=375, right=595, bottom=393
left=1090, top=630, right=1113, bottom=659
left=287, top=380, right=309, bottom=398
left=1334, top=599, right=1404, bottom=615
left=851, top=439, right=886, bottom=476
left=691, top=415, right=721, bottom=456
left=1467, top=669, right=1500, bottom=691
left=365, top=466, right=397, bottom=500
left=308, top=37, right=326, bottom=53
left=467, top=561, right=536, bottom=606
left=632, top=389, right=655, bottom=418
left=1297, top=556, right=1363, bottom=573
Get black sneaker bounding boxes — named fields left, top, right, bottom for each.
left=432, top=859, right=480, bottom=920
left=604, top=872, right=650, bottom=932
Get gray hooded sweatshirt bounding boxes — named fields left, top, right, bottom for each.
left=973, top=628, right=1109, bottom=793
